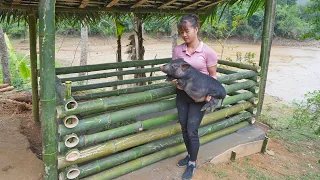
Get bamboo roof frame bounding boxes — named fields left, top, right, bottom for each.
left=0, top=0, right=226, bottom=15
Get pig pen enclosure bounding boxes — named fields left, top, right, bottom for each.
left=0, top=0, right=276, bottom=180
left=55, top=58, right=262, bottom=179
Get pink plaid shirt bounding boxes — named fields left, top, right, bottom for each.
left=172, top=41, right=218, bottom=76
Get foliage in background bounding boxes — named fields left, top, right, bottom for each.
left=3, top=33, right=31, bottom=88
left=301, top=0, right=320, bottom=40
left=291, top=90, right=320, bottom=134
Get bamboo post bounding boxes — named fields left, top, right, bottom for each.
left=39, top=0, right=57, bottom=179
left=230, top=151, right=236, bottom=162
left=257, top=0, right=277, bottom=118
left=261, top=136, right=269, bottom=153
left=28, top=12, right=39, bottom=123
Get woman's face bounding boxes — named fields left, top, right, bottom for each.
left=178, top=21, right=198, bottom=44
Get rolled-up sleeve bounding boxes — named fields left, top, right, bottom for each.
left=172, top=47, right=179, bottom=60
left=206, top=49, right=218, bottom=67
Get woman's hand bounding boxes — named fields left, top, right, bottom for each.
left=172, top=79, right=183, bottom=90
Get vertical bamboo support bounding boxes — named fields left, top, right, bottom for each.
left=260, top=136, right=269, bottom=153
left=257, top=0, right=276, bottom=118
left=39, top=0, right=57, bottom=179
left=65, top=81, right=72, bottom=99
left=28, top=12, right=40, bottom=123
left=230, top=151, right=236, bottom=162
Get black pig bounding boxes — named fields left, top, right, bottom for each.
left=160, top=58, right=226, bottom=112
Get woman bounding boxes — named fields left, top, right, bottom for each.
left=172, top=14, right=218, bottom=179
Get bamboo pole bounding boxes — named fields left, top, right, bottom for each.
left=62, top=113, right=251, bottom=179
left=60, top=67, right=161, bottom=82
left=217, top=68, right=238, bottom=74
left=58, top=113, right=179, bottom=152
left=58, top=99, right=176, bottom=136
left=39, top=0, right=57, bottom=178
left=224, top=80, right=257, bottom=94
left=81, top=122, right=249, bottom=180
left=56, top=86, right=176, bottom=119
left=55, top=58, right=171, bottom=75
left=257, top=0, right=277, bottom=118
left=217, top=70, right=257, bottom=84
left=57, top=101, right=253, bottom=169
left=58, top=90, right=255, bottom=137
left=218, top=60, right=261, bottom=72
left=58, top=91, right=255, bottom=152
left=28, top=12, right=39, bottom=123
left=73, top=82, right=174, bottom=101
left=71, top=75, right=166, bottom=92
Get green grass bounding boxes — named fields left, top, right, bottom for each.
left=244, top=165, right=275, bottom=180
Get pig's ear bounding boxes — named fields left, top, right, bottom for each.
left=181, top=63, right=190, bottom=72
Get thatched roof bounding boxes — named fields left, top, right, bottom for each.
left=0, top=0, right=231, bottom=25
left=0, top=0, right=226, bottom=14
left=0, top=0, right=263, bottom=25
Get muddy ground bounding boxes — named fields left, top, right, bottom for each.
left=0, top=35, right=319, bottom=179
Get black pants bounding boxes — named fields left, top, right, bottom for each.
left=176, top=88, right=206, bottom=162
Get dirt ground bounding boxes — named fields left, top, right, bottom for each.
left=0, top=35, right=319, bottom=179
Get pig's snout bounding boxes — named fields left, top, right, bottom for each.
left=159, top=65, right=164, bottom=71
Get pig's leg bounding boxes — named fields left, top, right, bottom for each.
left=200, top=98, right=218, bottom=112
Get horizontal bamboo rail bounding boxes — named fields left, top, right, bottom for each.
left=58, top=90, right=255, bottom=152
left=71, top=75, right=167, bottom=92
left=58, top=99, right=176, bottom=136
left=73, top=82, right=175, bottom=101
left=57, top=101, right=253, bottom=169
left=62, top=113, right=251, bottom=179
left=60, top=67, right=161, bottom=82
left=80, top=122, right=250, bottom=180
left=60, top=66, right=240, bottom=83
left=55, top=58, right=171, bottom=75
left=58, top=88, right=255, bottom=138
left=56, top=86, right=176, bottom=119
left=218, top=60, right=261, bottom=72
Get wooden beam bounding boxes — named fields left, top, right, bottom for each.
left=198, top=0, right=224, bottom=10
left=79, top=0, right=89, bottom=8
left=106, top=0, right=119, bottom=7
left=131, top=0, right=149, bottom=8
left=12, top=0, right=21, bottom=5
left=0, top=4, right=202, bottom=14
left=158, top=0, right=178, bottom=9
left=180, top=0, right=205, bottom=10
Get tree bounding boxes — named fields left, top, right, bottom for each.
left=302, top=0, right=320, bottom=39
left=0, top=24, right=11, bottom=84
left=79, top=24, right=88, bottom=79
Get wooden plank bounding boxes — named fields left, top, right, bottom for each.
left=210, top=139, right=264, bottom=164
left=12, top=0, right=21, bottom=5
left=198, top=0, right=224, bottom=10
left=180, top=0, right=205, bottom=10
left=158, top=0, right=178, bottom=9
left=106, top=0, right=119, bottom=7
left=79, top=0, right=90, bottom=8
left=131, top=0, right=149, bottom=8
